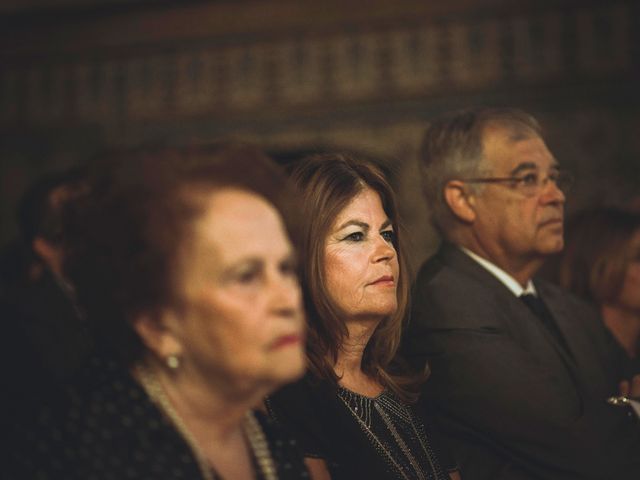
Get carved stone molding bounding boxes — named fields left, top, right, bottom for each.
left=1, top=2, right=636, bottom=127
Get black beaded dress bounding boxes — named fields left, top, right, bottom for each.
left=7, top=355, right=310, bottom=480
left=267, top=374, right=457, bottom=480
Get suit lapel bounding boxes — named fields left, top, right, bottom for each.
left=438, top=244, right=584, bottom=390
left=536, top=282, right=608, bottom=391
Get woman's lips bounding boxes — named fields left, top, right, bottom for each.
left=269, top=334, right=303, bottom=350
left=540, top=218, right=563, bottom=228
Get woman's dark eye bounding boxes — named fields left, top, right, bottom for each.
left=237, top=269, right=259, bottom=283
left=344, top=232, right=364, bottom=241
left=280, top=260, right=298, bottom=277
left=381, top=230, right=395, bottom=242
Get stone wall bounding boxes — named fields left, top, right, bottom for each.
left=1, top=0, right=638, bottom=269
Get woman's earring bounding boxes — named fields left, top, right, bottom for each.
left=166, top=354, right=180, bottom=370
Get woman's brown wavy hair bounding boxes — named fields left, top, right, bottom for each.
left=558, top=207, right=640, bottom=306
left=290, top=153, right=419, bottom=402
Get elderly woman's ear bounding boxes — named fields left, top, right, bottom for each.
left=132, top=311, right=184, bottom=363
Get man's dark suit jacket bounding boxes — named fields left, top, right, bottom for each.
left=403, top=243, right=640, bottom=480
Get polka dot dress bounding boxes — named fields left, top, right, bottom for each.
left=7, top=355, right=310, bottom=480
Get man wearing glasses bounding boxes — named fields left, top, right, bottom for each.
left=403, top=107, right=640, bottom=479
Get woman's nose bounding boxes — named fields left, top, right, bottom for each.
left=372, top=236, right=396, bottom=263
left=270, top=272, right=302, bottom=317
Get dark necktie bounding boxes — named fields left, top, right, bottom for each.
left=519, top=293, right=573, bottom=357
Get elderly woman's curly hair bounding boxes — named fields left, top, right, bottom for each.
left=64, top=144, right=299, bottom=366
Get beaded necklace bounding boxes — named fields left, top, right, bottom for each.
left=135, top=363, right=278, bottom=480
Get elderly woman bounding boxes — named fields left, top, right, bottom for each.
left=557, top=207, right=640, bottom=367
left=8, top=145, right=309, bottom=480
left=267, top=153, right=459, bottom=480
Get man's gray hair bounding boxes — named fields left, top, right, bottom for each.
left=418, top=107, right=542, bottom=236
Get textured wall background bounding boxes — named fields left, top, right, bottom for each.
left=1, top=0, right=638, bottom=270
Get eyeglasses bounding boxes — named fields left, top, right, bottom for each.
left=461, top=170, right=574, bottom=197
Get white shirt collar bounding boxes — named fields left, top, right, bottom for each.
left=459, top=246, right=537, bottom=297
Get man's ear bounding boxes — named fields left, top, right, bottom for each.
left=132, top=311, right=183, bottom=360
left=444, top=180, right=476, bottom=223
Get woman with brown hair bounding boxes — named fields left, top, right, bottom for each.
left=557, top=206, right=640, bottom=363
left=267, top=153, right=459, bottom=480
left=8, top=145, right=310, bottom=480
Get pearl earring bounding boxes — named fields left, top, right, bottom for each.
left=166, top=355, right=180, bottom=370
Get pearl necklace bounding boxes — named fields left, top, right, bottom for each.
left=134, top=362, right=278, bottom=480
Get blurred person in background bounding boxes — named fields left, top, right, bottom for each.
left=7, top=145, right=310, bottom=480
left=267, top=153, right=459, bottom=480
left=556, top=207, right=640, bottom=372
left=0, top=167, right=91, bottom=413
